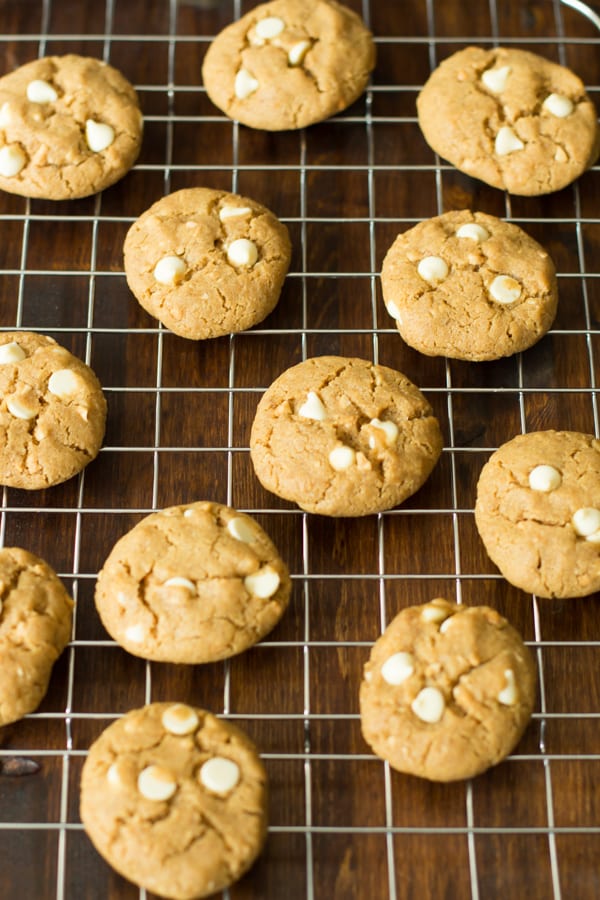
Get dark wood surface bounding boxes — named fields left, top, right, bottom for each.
left=0, top=1, right=599, bottom=898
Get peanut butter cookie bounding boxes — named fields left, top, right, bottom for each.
left=360, top=599, right=536, bottom=781
left=202, top=0, right=375, bottom=131
left=0, top=54, right=142, bottom=199
left=417, top=46, right=599, bottom=195
left=80, top=702, right=268, bottom=899
left=94, top=501, right=291, bottom=663
left=250, top=355, right=443, bottom=516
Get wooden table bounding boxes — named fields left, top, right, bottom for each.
left=0, top=1, right=599, bottom=897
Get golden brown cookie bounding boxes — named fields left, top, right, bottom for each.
left=359, top=599, right=537, bottom=782
left=201, top=0, right=376, bottom=131
left=417, top=46, right=600, bottom=196
left=475, top=430, right=600, bottom=598
left=0, top=54, right=143, bottom=200
left=80, top=702, right=268, bottom=899
left=123, top=187, right=291, bottom=340
left=0, top=331, right=107, bottom=490
left=94, top=501, right=291, bottom=663
left=250, top=355, right=443, bottom=517
left=381, top=210, right=558, bottom=361
left=0, top=546, right=73, bottom=726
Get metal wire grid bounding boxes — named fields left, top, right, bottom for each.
left=0, top=0, right=598, bottom=898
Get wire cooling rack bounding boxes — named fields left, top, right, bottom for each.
left=0, top=1, right=599, bottom=898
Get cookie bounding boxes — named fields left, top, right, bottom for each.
left=380, top=210, right=558, bottom=361
left=475, top=430, right=600, bottom=599
left=359, top=599, right=536, bottom=782
left=201, top=0, right=376, bottom=131
left=417, top=46, right=600, bottom=196
left=0, top=331, right=107, bottom=490
left=0, top=546, right=73, bottom=726
left=249, top=355, right=443, bottom=517
left=0, top=54, right=143, bottom=200
left=123, top=187, right=291, bottom=340
left=94, top=500, right=291, bottom=663
left=80, top=702, right=267, bottom=899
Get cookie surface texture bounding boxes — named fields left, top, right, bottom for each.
left=0, top=546, right=73, bottom=726
left=80, top=702, right=268, bottom=899
left=0, top=54, right=143, bottom=199
left=381, top=210, right=558, bottom=361
left=0, top=331, right=107, bottom=490
left=417, top=46, right=600, bottom=195
left=249, top=355, right=443, bottom=516
left=95, top=500, right=291, bottom=663
left=359, top=599, right=537, bottom=781
left=475, top=430, right=600, bottom=598
left=123, top=187, right=291, bottom=339
left=201, top=0, right=375, bottom=131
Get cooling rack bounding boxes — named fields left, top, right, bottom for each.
left=0, top=0, right=599, bottom=898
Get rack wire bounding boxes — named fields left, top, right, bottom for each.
left=0, top=0, right=599, bottom=898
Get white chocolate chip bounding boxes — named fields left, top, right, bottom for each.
left=421, top=603, right=450, bottom=624
left=107, top=762, right=123, bottom=788
left=417, top=256, right=448, bottom=284
left=456, top=223, right=490, bottom=242
left=328, top=444, right=356, bottom=471
left=481, top=65, right=511, bottom=93
left=124, top=624, right=145, bottom=644
left=226, top=238, right=258, bottom=268
left=0, top=102, right=12, bottom=127
left=161, top=703, right=199, bottom=735
left=137, top=764, right=177, bottom=801
left=439, top=616, right=454, bottom=634
left=298, top=391, right=327, bottom=421
left=6, top=396, right=36, bottom=420
left=227, top=516, right=256, bottom=543
left=164, top=576, right=196, bottom=592
left=554, top=146, right=568, bottom=163
left=411, top=686, right=445, bottom=724
left=384, top=298, right=403, bottom=321
left=153, top=255, right=187, bottom=285
left=244, top=564, right=281, bottom=599
left=288, top=40, right=312, bottom=67
left=85, top=119, right=115, bottom=152
left=0, top=145, right=26, bottom=177
left=0, top=342, right=26, bottom=364
left=498, top=668, right=517, bottom=706
left=381, top=651, right=414, bottom=686
left=219, top=205, right=252, bottom=221
left=368, top=418, right=398, bottom=448
left=528, top=464, right=562, bottom=492
left=48, top=368, right=80, bottom=399
left=255, top=15, right=285, bottom=39
left=234, top=68, right=259, bottom=99
left=489, top=274, right=521, bottom=305
left=183, top=508, right=196, bottom=518
left=543, top=93, right=574, bottom=118
left=199, top=756, right=240, bottom=794
left=26, top=78, right=58, bottom=103
left=572, top=507, right=600, bottom=538
left=495, top=125, right=525, bottom=156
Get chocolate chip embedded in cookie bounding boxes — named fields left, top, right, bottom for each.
left=94, top=501, right=291, bottom=663
left=123, top=187, right=291, bottom=339
left=475, top=430, right=600, bottom=598
left=202, top=0, right=376, bottom=131
left=381, top=210, right=558, bottom=361
left=417, top=46, right=600, bottom=196
left=80, top=702, right=268, bottom=899
left=0, top=331, right=107, bottom=490
left=359, top=599, right=537, bottom=781
left=0, top=55, right=143, bottom=200
left=249, top=355, right=443, bottom=517
left=0, top=546, right=73, bottom=726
